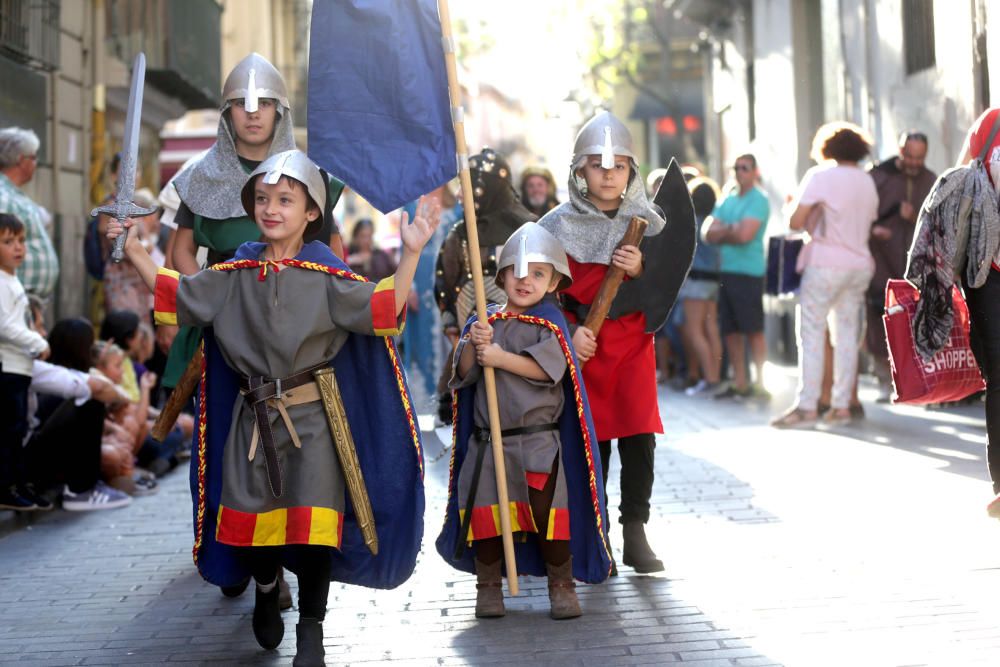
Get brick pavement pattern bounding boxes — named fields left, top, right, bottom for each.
left=3, top=371, right=1000, bottom=666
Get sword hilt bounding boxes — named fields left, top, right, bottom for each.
left=91, top=202, right=157, bottom=264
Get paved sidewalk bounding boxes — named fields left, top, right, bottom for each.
left=2, top=367, right=999, bottom=666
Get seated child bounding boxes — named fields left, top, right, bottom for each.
left=436, top=222, right=611, bottom=620
left=91, top=340, right=158, bottom=495
left=107, top=149, right=433, bottom=665
left=0, top=213, right=51, bottom=511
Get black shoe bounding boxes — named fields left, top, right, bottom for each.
left=220, top=577, right=250, bottom=598
left=17, top=484, right=52, bottom=511
left=621, top=522, right=665, bottom=573
left=252, top=581, right=285, bottom=650
left=292, top=618, right=325, bottom=667
left=0, top=486, right=36, bottom=511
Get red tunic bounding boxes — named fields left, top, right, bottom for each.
left=562, top=257, right=662, bottom=441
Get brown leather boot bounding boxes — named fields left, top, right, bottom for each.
left=546, top=558, right=581, bottom=620
left=474, top=558, right=505, bottom=618
left=621, top=521, right=664, bottom=573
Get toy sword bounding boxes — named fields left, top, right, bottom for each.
left=314, top=367, right=379, bottom=555
left=92, top=52, right=156, bottom=263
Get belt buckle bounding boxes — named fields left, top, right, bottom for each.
left=274, top=378, right=282, bottom=401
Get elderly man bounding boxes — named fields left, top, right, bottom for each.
left=867, top=131, right=936, bottom=400
left=0, top=128, right=58, bottom=302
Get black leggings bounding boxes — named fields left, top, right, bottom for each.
left=243, top=546, right=331, bottom=620
left=967, top=271, right=1000, bottom=494
left=599, top=433, right=655, bottom=524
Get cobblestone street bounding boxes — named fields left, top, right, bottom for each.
left=3, top=368, right=1000, bottom=666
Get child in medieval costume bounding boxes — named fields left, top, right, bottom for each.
left=436, top=223, right=612, bottom=620
left=165, top=51, right=347, bottom=607
left=108, top=150, right=433, bottom=666
left=538, top=111, right=668, bottom=574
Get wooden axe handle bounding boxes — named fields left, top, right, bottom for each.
left=151, top=347, right=203, bottom=442
left=582, top=216, right=648, bottom=338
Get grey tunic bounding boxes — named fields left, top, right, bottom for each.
left=174, top=262, right=394, bottom=538
left=450, top=318, right=569, bottom=538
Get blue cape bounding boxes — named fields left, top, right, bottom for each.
left=191, top=241, right=425, bottom=589
left=435, top=300, right=612, bottom=583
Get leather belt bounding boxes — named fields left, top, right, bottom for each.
left=240, top=362, right=328, bottom=498
left=473, top=422, right=560, bottom=443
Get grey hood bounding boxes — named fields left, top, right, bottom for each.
left=172, top=103, right=296, bottom=220
left=537, top=162, right=664, bottom=264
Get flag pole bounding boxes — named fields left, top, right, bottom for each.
left=437, top=0, right=519, bottom=596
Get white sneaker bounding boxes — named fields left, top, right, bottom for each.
left=685, top=380, right=718, bottom=396
left=62, top=481, right=133, bottom=511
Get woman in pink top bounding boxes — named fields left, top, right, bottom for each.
left=772, top=122, right=879, bottom=428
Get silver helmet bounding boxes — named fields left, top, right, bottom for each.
left=241, top=150, right=326, bottom=227
left=572, top=110, right=636, bottom=170
left=495, top=222, right=572, bottom=291
left=222, top=52, right=290, bottom=112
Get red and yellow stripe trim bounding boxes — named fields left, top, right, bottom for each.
left=153, top=267, right=180, bottom=326
left=372, top=276, right=405, bottom=336
left=192, top=343, right=208, bottom=568
left=459, top=500, right=538, bottom=542
left=215, top=504, right=344, bottom=548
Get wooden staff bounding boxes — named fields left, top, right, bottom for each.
left=438, top=0, right=518, bottom=595
left=151, top=347, right=203, bottom=442
left=582, top=217, right=649, bottom=338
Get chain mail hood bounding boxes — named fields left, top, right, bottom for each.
left=537, top=162, right=664, bottom=264
left=172, top=102, right=296, bottom=220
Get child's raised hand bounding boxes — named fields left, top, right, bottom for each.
left=612, top=244, right=643, bottom=278
left=140, top=371, right=158, bottom=392
left=468, top=320, right=493, bottom=348
left=400, top=195, right=442, bottom=254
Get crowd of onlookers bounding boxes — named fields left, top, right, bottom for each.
left=0, top=127, right=191, bottom=514
left=655, top=122, right=942, bottom=432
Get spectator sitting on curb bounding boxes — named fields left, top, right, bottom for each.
left=25, top=317, right=133, bottom=511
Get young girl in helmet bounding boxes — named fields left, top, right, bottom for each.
left=436, top=222, right=611, bottom=621
left=108, top=149, right=436, bottom=666
left=538, top=110, right=667, bottom=575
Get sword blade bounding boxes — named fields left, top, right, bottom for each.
left=110, top=52, right=147, bottom=262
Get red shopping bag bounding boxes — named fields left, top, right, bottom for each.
left=883, top=279, right=985, bottom=404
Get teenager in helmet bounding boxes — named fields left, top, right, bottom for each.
left=108, top=149, right=434, bottom=665
left=539, top=111, right=667, bottom=574
left=437, top=222, right=611, bottom=620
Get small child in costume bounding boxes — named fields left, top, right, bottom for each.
left=436, top=222, right=611, bottom=620
left=538, top=111, right=667, bottom=574
left=0, top=213, right=51, bottom=511
left=108, top=149, right=434, bottom=666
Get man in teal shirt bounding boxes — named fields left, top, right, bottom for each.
left=704, top=153, right=770, bottom=399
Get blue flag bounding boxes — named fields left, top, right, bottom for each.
left=308, top=0, right=457, bottom=213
